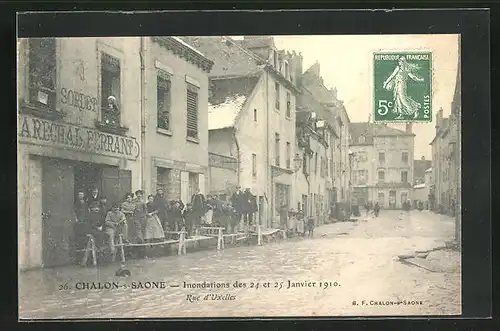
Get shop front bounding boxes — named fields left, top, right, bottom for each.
left=18, top=114, right=140, bottom=269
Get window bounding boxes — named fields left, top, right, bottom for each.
left=358, top=152, right=368, bottom=162
left=275, top=82, right=280, bottom=110
left=101, top=52, right=121, bottom=126
left=253, top=108, right=257, bottom=122
left=186, top=83, right=199, bottom=139
left=402, top=151, right=409, bottom=164
left=275, top=133, right=280, bottom=166
left=273, top=50, right=279, bottom=68
left=28, top=38, right=56, bottom=109
left=156, top=167, right=172, bottom=192
left=314, top=153, right=318, bottom=174
left=286, top=142, right=291, bottom=169
left=320, top=157, right=326, bottom=178
left=284, top=61, right=289, bottom=79
left=252, top=153, right=257, bottom=177
left=379, top=152, right=385, bottom=164
left=302, top=153, right=308, bottom=175
left=286, top=92, right=291, bottom=118
left=378, top=170, right=385, bottom=182
left=401, top=170, right=408, bottom=183
left=330, top=159, right=334, bottom=178
left=356, top=170, right=368, bottom=185
left=358, top=135, right=366, bottom=144
left=157, top=72, right=171, bottom=131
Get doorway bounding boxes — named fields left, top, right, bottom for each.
left=74, top=162, right=102, bottom=199
left=42, top=158, right=75, bottom=267
left=389, top=190, right=397, bottom=209
left=258, top=196, right=264, bottom=225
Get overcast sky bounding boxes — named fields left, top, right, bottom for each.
left=270, top=34, right=459, bottom=160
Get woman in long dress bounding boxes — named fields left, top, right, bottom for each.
left=144, top=195, right=165, bottom=242
left=383, top=56, right=425, bottom=119
left=120, top=193, right=135, bottom=243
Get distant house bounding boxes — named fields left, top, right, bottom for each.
left=349, top=122, right=415, bottom=209
left=414, top=156, right=432, bottom=185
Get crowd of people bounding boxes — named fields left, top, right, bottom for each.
left=72, top=186, right=259, bottom=261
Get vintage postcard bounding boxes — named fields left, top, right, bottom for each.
left=18, top=33, right=461, bottom=319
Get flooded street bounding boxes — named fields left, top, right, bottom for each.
left=19, top=210, right=461, bottom=319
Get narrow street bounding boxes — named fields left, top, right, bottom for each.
left=19, top=210, right=460, bottom=319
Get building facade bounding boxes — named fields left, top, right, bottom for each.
left=349, top=123, right=415, bottom=209
left=18, top=37, right=143, bottom=269
left=430, top=107, right=458, bottom=216
left=414, top=156, right=432, bottom=185
left=185, top=36, right=300, bottom=228
left=299, top=62, right=350, bottom=207
left=141, top=37, right=213, bottom=203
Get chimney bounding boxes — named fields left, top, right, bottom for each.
left=435, top=107, right=444, bottom=131
left=290, top=51, right=303, bottom=87
left=310, top=60, right=320, bottom=77
left=406, top=123, right=413, bottom=133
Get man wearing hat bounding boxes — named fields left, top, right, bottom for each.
left=231, top=186, right=244, bottom=231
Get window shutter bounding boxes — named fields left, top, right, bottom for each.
left=180, top=171, right=190, bottom=205
left=187, top=84, right=199, bottom=138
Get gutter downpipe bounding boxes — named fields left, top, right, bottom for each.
left=233, top=127, right=241, bottom=185
left=139, top=37, right=147, bottom=190
left=266, top=69, right=271, bottom=229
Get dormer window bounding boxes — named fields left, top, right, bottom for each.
left=358, top=135, right=366, bottom=144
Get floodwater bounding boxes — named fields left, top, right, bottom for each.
left=19, top=210, right=461, bottom=319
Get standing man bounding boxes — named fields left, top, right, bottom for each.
left=154, top=188, right=169, bottom=232
left=231, top=186, right=244, bottom=230
left=191, top=188, right=206, bottom=227
left=242, top=188, right=258, bottom=227
left=86, top=187, right=101, bottom=205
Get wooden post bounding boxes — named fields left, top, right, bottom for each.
left=282, top=229, right=287, bottom=241
left=81, top=235, right=92, bottom=266
left=178, top=231, right=186, bottom=255
left=217, top=228, right=224, bottom=250
left=257, top=224, right=262, bottom=246
left=90, top=237, right=97, bottom=266
left=118, top=234, right=126, bottom=263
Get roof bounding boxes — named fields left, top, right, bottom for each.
left=350, top=122, right=415, bottom=146
left=296, top=87, right=337, bottom=132
left=208, top=95, right=248, bottom=130
left=180, top=36, right=264, bottom=78
left=152, top=37, right=214, bottom=72
left=414, top=159, right=432, bottom=179
left=207, top=75, right=260, bottom=130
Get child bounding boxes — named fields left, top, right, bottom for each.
left=306, top=217, right=315, bottom=238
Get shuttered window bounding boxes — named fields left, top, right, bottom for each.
left=101, top=52, right=121, bottom=126
left=28, top=38, right=57, bottom=110
left=157, top=71, right=171, bottom=130
left=186, top=83, right=199, bottom=139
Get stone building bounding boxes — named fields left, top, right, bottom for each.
left=141, top=37, right=213, bottom=204
left=183, top=36, right=301, bottom=228
left=430, top=50, right=460, bottom=218
left=17, top=36, right=213, bottom=270
left=18, top=37, right=143, bottom=269
left=299, top=62, right=351, bottom=207
left=293, top=63, right=347, bottom=226
left=349, top=122, right=415, bottom=209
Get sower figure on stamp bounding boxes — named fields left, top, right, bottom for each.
left=383, top=56, right=425, bottom=120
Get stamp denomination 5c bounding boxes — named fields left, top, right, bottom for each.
left=373, top=52, right=432, bottom=122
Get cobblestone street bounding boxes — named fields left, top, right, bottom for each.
left=19, top=210, right=461, bottom=319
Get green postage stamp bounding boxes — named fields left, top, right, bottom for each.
left=373, top=52, right=432, bottom=122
